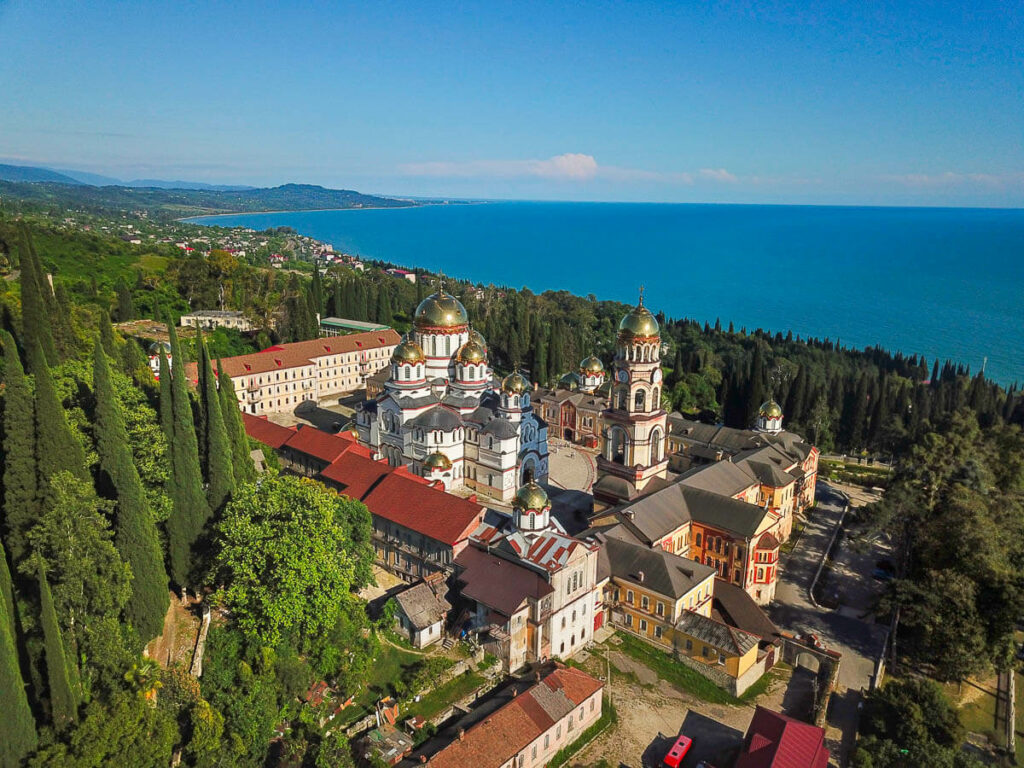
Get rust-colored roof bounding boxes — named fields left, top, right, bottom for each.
left=735, top=706, right=829, bottom=768
left=320, top=453, right=483, bottom=546
left=455, top=546, right=555, bottom=617
left=283, top=425, right=371, bottom=463
left=260, top=329, right=400, bottom=358
left=427, top=666, right=603, bottom=768
left=241, top=413, right=296, bottom=449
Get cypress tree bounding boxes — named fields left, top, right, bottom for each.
left=310, top=268, right=324, bottom=316
left=19, top=239, right=57, bottom=370
left=92, top=339, right=170, bottom=642
left=98, top=308, right=117, bottom=357
left=0, top=547, right=36, bottom=767
left=115, top=276, right=135, bottom=321
left=194, top=331, right=209, bottom=474
left=37, top=559, right=79, bottom=729
left=32, top=338, right=90, bottom=491
left=158, top=346, right=173, bottom=443
left=0, top=537, right=15, bottom=642
left=217, top=360, right=255, bottom=485
left=197, top=332, right=235, bottom=510
left=165, top=323, right=210, bottom=590
left=1, top=330, right=37, bottom=564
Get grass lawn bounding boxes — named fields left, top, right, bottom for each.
left=404, top=671, right=486, bottom=722
left=360, top=643, right=422, bottom=706
left=615, top=633, right=741, bottom=706
left=741, top=662, right=791, bottom=702
left=137, top=253, right=169, bottom=274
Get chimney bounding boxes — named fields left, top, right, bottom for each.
left=420, top=756, right=427, bottom=764
left=638, top=570, right=645, bottom=583
left=623, top=509, right=635, bottom=520
left=458, top=728, right=465, bottom=742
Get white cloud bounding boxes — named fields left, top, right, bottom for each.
left=882, top=171, right=1024, bottom=188
left=698, top=168, right=738, bottom=183
left=400, top=153, right=742, bottom=186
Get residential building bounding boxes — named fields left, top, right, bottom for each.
left=355, top=288, right=548, bottom=502
left=386, top=267, right=417, bottom=282
left=533, top=356, right=609, bottom=447
left=735, top=706, right=830, bottom=768
left=425, top=665, right=603, bottom=768
left=192, top=328, right=399, bottom=415
left=456, top=483, right=600, bottom=671
left=319, top=316, right=391, bottom=336
left=179, top=310, right=254, bottom=332
left=393, top=577, right=451, bottom=648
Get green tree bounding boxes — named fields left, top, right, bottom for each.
left=38, top=558, right=80, bottom=729
left=196, top=330, right=235, bottom=511
left=164, top=323, right=210, bottom=591
left=32, top=338, right=90, bottom=493
left=213, top=476, right=373, bottom=646
left=157, top=346, right=173, bottom=443
left=0, top=545, right=36, bottom=767
left=1, top=330, right=37, bottom=564
left=92, top=339, right=170, bottom=642
left=217, top=360, right=256, bottom=485
left=114, top=276, right=135, bottom=321
left=18, top=235, right=57, bottom=369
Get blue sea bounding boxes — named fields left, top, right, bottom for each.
left=188, top=202, right=1024, bottom=385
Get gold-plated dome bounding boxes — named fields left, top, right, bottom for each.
left=512, top=481, right=550, bottom=512
left=759, top=399, right=783, bottom=418
left=468, top=328, right=488, bottom=352
left=456, top=339, right=487, bottom=365
left=501, top=371, right=530, bottom=394
left=422, top=451, right=452, bottom=471
left=558, top=373, right=580, bottom=391
left=580, top=355, right=604, bottom=375
left=618, top=303, right=659, bottom=339
left=414, top=290, right=469, bottom=330
left=392, top=336, right=426, bottom=365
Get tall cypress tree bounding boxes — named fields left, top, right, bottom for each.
left=92, top=339, right=170, bottom=642
left=19, top=239, right=57, bottom=370
left=158, top=346, right=173, bottom=443
left=194, top=331, right=209, bottom=474
left=1, top=331, right=37, bottom=564
left=197, top=332, right=235, bottom=510
left=217, top=360, right=255, bottom=485
left=37, top=559, right=78, bottom=729
left=165, top=323, right=210, bottom=590
left=0, top=545, right=36, bottom=768
left=32, top=338, right=89, bottom=492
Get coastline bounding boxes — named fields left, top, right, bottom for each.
left=177, top=199, right=485, bottom=224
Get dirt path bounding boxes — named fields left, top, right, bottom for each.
left=146, top=591, right=202, bottom=668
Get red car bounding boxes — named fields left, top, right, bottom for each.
left=663, top=734, right=692, bottom=767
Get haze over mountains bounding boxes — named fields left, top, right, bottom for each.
left=0, top=162, right=255, bottom=191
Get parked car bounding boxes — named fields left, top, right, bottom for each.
left=663, top=734, right=692, bottom=767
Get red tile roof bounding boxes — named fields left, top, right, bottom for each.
left=427, top=666, right=603, bottom=768
left=283, top=425, right=371, bottom=463
left=241, top=413, right=295, bottom=449
left=259, top=329, right=400, bottom=359
left=320, top=453, right=483, bottom=546
left=735, top=706, right=829, bottom=768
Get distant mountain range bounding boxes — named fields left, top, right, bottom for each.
left=0, top=162, right=257, bottom=191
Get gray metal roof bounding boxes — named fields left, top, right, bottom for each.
left=408, top=406, right=463, bottom=431
left=675, top=610, right=759, bottom=657
left=602, top=536, right=715, bottom=599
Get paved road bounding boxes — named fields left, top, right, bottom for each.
left=769, top=483, right=891, bottom=765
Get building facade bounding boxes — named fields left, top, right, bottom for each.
left=179, top=310, right=254, bottom=332
left=594, top=296, right=669, bottom=504
left=533, top=356, right=609, bottom=447
left=355, top=288, right=548, bottom=502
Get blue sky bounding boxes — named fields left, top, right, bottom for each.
left=1, top=0, right=1022, bottom=205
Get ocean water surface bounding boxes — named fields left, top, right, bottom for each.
left=189, top=202, right=1024, bottom=384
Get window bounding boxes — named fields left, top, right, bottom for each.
left=718, top=653, right=727, bottom=665
left=626, top=590, right=634, bottom=604
left=625, top=614, right=633, bottom=627
left=639, top=619, right=648, bottom=632
left=685, top=639, right=693, bottom=651
left=702, top=646, right=710, bottom=658
left=655, top=625, right=663, bottom=639
left=544, top=735, right=549, bottom=749
left=532, top=745, right=537, bottom=760
left=590, top=698, right=595, bottom=712
left=641, top=595, right=649, bottom=610
left=656, top=602, right=664, bottom=616
left=695, top=532, right=702, bottom=547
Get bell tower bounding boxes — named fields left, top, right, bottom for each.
left=594, top=289, right=668, bottom=505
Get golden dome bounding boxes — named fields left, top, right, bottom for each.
left=580, top=355, right=604, bottom=375
left=501, top=371, right=530, bottom=394
left=618, top=303, right=659, bottom=339
left=456, top=339, right=487, bottom=364
left=414, top=290, right=469, bottom=330
left=468, top=328, right=488, bottom=352
left=759, top=399, right=783, bottom=418
left=558, top=373, right=580, bottom=391
left=512, top=481, right=549, bottom=512
left=391, top=336, right=426, bottom=365
left=422, top=451, right=452, bottom=471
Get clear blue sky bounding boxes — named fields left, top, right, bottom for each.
left=1, top=0, right=1021, bottom=205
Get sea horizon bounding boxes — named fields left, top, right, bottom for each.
left=188, top=200, right=1024, bottom=385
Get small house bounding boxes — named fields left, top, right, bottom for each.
left=393, top=579, right=451, bottom=648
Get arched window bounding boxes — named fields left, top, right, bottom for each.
left=651, top=427, right=663, bottom=463
left=634, top=389, right=646, bottom=412
left=609, top=427, right=628, bottom=464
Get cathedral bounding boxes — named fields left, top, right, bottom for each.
left=354, top=287, right=549, bottom=502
